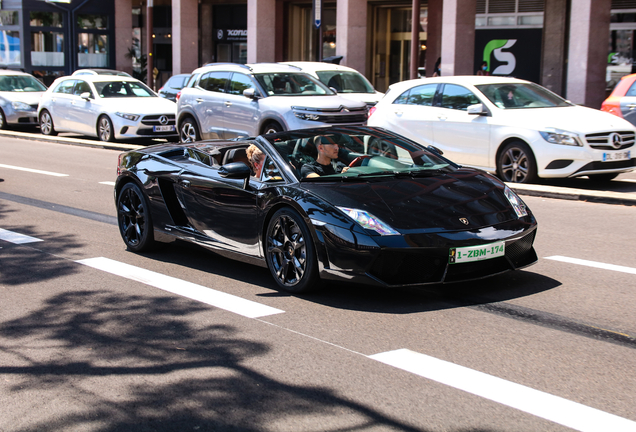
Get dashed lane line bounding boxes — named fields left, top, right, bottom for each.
left=0, top=227, right=42, bottom=244
left=99, top=181, right=116, bottom=186
left=546, top=256, right=636, bottom=275
left=369, top=349, right=636, bottom=432
left=76, top=257, right=284, bottom=319
left=0, top=163, right=69, bottom=177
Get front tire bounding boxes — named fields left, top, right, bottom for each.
left=98, top=115, right=115, bottom=142
left=0, top=108, right=7, bottom=130
left=265, top=208, right=318, bottom=293
left=180, top=117, right=200, bottom=143
left=117, top=182, right=155, bottom=252
left=262, top=122, right=283, bottom=135
left=497, top=141, right=537, bottom=184
left=39, top=110, right=58, bottom=136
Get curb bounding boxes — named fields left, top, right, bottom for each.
left=3, top=129, right=636, bottom=206
left=508, top=183, right=636, bottom=207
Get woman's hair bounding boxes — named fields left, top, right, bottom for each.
left=246, top=144, right=264, bottom=168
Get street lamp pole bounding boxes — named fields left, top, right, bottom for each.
left=146, top=0, right=153, bottom=88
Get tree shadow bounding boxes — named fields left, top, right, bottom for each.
left=0, top=290, right=434, bottom=432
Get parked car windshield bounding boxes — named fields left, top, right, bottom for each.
left=0, top=75, right=46, bottom=92
left=475, top=82, right=572, bottom=109
left=316, top=71, right=376, bottom=94
left=264, top=127, right=455, bottom=181
left=94, top=81, right=156, bottom=98
left=254, top=73, right=334, bottom=96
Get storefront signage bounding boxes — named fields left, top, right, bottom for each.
left=215, top=29, right=247, bottom=42
left=475, top=29, right=542, bottom=83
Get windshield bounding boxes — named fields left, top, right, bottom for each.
left=475, top=82, right=572, bottom=109
left=254, top=73, right=334, bottom=96
left=316, top=71, right=376, bottom=94
left=94, top=81, right=156, bottom=98
left=263, top=127, right=456, bottom=181
left=0, top=75, right=46, bottom=92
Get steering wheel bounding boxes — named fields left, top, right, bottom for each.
left=349, top=155, right=372, bottom=167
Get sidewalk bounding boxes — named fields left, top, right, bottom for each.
left=3, top=129, right=636, bottom=206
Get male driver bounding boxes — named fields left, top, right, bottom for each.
left=301, top=135, right=349, bottom=178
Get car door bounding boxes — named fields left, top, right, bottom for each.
left=48, top=79, right=76, bottom=131
left=192, top=71, right=229, bottom=139
left=223, top=72, right=261, bottom=138
left=174, top=155, right=260, bottom=256
left=432, top=84, right=492, bottom=168
left=68, top=79, right=98, bottom=134
left=380, top=83, right=438, bottom=147
left=619, top=80, right=636, bottom=126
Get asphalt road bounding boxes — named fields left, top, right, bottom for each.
left=1, top=136, right=636, bottom=431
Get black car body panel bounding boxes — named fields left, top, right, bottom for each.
left=115, top=126, right=538, bottom=290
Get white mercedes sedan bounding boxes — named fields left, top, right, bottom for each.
left=368, top=76, right=636, bottom=183
left=37, top=75, right=177, bottom=142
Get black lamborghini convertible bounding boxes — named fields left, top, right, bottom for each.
left=115, top=126, right=538, bottom=293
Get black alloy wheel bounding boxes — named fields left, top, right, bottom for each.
left=180, top=117, right=200, bottom=143
left=265, top=208, right=318, bottom=293
left=0, top=108, right=6, bottom=130
left=39, top=110, right=57, bottom=136
left=98, top=115, right=115, bottom=142
left=117, top=182, right=155, bottom=252
left=497, top=141, right=537, bottom=184
left=262, top=122, right=283, bottom=135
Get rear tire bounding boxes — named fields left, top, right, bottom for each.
left=180, top=117, right=200, bottom=143
left=262, top=122, right=283, bottom=135
left=39, top=110, right=58, bottom=136
left=265, top=208, right=318, bottom=293
left=497, top=141, right=537, bottom=184
left=0, top=108, right=6, bottom=130
left=117, top=182, right=155, bottom=252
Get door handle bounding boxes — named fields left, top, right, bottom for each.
left=394, top=111, right=403, bottom=116
left=195, top=98, right=204, bottom=103
left=180, top=179, right=191, bottom=188
left=627, top=104, right=636, bottom=109
left=224, top=101, right=232, bottom=107
left=438, top=115, right=447, bottom=120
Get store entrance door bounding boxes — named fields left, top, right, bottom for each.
left=217, top=42, right=247, bottom=64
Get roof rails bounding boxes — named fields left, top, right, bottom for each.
left=202, top=62, right=253, bottom=71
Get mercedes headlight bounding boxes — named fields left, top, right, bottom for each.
left=539, top=128, right=582, bottom=146
left=115, top=112, right=140, bottom=121
left=504, top=186, right=528, bottom=218
left=337, top=207, right=399, bottom=236
left=11, top=101, right=33, bottom=111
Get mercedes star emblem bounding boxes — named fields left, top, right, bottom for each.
left=159, top=115, right=169, bottom=125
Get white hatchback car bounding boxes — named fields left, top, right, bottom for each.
left=282, top=61, right=383, bottom=107
left=368, top=76, right=636, bottom=183
left=0, top=70, right=47, bottom=129
left=38, top=75, right=177, bottom=142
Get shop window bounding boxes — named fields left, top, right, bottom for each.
left=32, top=31, right=63, bottom=66
left=77, top=15, right=107, bottom=30
left=77, top=33, right=108, bottom=67
left=0, top=30, right=20, bottom=65
left=30, top=12, right=62, bottom=27
left=0, top=11, right=19, bottom=26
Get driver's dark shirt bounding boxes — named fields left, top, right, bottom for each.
left=301, top=160, right=346, bottom=177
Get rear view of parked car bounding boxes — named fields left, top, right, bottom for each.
left=176, top=63, right=368, bottom=142
left=0, top=70, right=47, bottom=129
left=158, top=74, right=190, bottom=102
left=38, top=75, right=178, bottom=142
left=369, top=76, right=636, bottom=183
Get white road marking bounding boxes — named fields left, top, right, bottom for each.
left=0, top=163, right=68, bottom=177
left=370, top=349, right=636, bottom=432
left=99, top=181, right=116, bottom=186
left=546, top=256, right=636, bottom=275
left=76, top=257, right=284, bottom=318
left=0, top=228, right=43, bottom=244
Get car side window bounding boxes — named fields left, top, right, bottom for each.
left=626, top=82, right=636, bottom=97
left=394, top=90, right=410, bottom=104
left=261, top=156, right=283, bottom=182
left=73, top=80, right=93, bottom=98
left=199, top=71, right=229, bottom=93
left=440, top=84, right=480, bottom=111
left=228, top=73, right=254, bottom=96
left=54, top=80, right=76, bottom=94
left=407, top=84, right=437, bottom=106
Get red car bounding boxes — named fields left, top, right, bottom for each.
left=601, top=73, right=636, bottom=126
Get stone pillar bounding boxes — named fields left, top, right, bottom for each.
left=440, top=0, right=476, bottom=76
left=566, top=0, right=611, bottom=108
left=114, top=0, right=132, bottom=75
left=541, top=0, right=567, bottom=96
left=426, top=0, right=442, bottom=77
left=172, top=0, right=199, bottom=74
left=247, top=0, right=276, bottom=63
left=336, top=0, right=367, bottom=73
left=200, top=3, right=213, bottom=66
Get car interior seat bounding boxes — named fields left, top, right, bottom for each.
left=222, top=147, right=250, bottom=167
